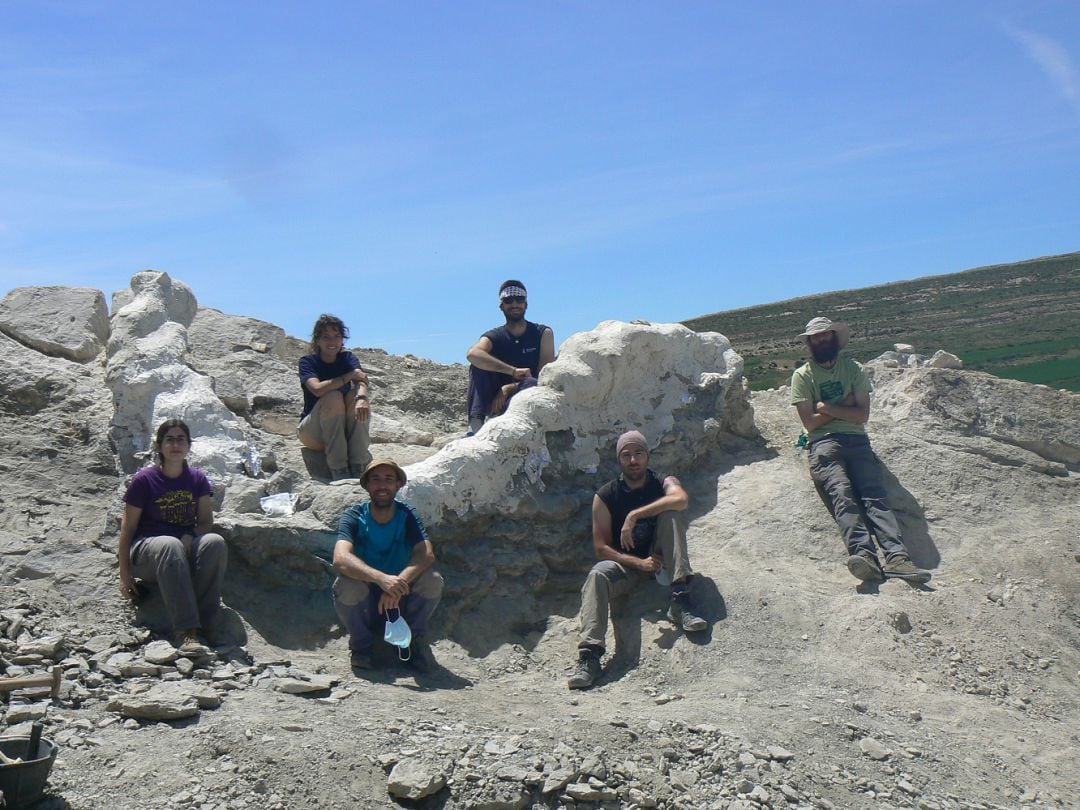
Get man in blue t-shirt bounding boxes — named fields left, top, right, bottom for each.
left=332, top=459, right=444, bottom=674
left=791, top=316, right=930, bottom=584
left=567, top=431, right=707, bottom=690
left=465, top=279, right=556, bottom=434
left=298, top=314, right=373, bottom=481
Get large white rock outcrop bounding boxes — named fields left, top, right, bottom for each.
left=402, top=320, right=755, bottom=524
left=0, top=285, right=110, bottom=363
left=106, top=271, right=246, bottom=477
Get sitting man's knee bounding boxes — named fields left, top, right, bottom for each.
left=414, top=570, right=444, bottom=599
left=333, top=576, right=370, bottom=606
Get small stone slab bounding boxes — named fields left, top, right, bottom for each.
left=106, top=693, right=199, bottom=721
left=859, top=736, right=891, bottom=761
left=274, top=675, right=335, bottom=694
left=386, top=758, right=447, bottom=800
left=143, top=640, right=179, bottom=665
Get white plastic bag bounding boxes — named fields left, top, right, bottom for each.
left=259, top=492, right=298, bottom=516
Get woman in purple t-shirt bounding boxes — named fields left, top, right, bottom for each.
left=118, top=419, right=227, bottom=657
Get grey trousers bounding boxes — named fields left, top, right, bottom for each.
left=298, top=395, right=371, bottom=476
left=130, top=533, right=228, bottom=633
left=578, top=511, right=693, bottom=651
left=808, top=433, right=907, bottom=561
left=333, top=569, right=444, bottom=655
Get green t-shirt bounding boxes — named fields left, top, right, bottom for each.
left=790, top=356, right=872, bottom=445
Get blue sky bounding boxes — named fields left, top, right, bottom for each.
left=2, top=2, right=1078, bottom=363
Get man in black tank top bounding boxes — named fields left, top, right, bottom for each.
left=567, top=431, right=708, bottom=690
left=466, top=279, right=556, bottom=435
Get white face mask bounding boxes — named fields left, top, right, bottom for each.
left=383, top=608, right=412, bottom=660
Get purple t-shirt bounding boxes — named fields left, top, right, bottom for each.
left=123, top=465, right=213, bottom=540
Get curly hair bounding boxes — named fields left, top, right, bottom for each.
left=310, top=314, right=349, bottom=353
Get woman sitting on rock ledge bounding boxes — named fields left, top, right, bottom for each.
left=117, top=418, right=228, bottom=657
left=297, top=313, right=373, bottom=481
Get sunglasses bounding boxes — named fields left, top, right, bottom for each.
left=501, top=296, right=526, bottom=304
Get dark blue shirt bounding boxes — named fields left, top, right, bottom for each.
left=481, top=321, right=549, bottom=377
left=298, top=351, right=362, bottom=418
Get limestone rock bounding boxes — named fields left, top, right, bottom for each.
left=143, top=640, right=180, bottom=665
left=186, top=308, right=300, bottom=416
left=0, top=286, right=110, bottom=363
left=274, top=674, right=335, bottom=694
left=106, top=685, right=201, bottom=721
left=926, top=350, right=963, bottom=369
left=106, top=270, right=246, bottom=476
left=541, top=767, right=575, bottom=794
left=859, top=736, right=890, bottom=760
left=188, top=306, right=294, bottom=363
left=386, top=758, right=447, bottom=800
left=403, top=320, right=754, bottom=525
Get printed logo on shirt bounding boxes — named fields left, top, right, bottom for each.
left=819, top=380, right=845, bottom=403
left=156, top=490, right=196, bottom=526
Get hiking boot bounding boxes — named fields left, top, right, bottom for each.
left=350, top=650, right=374, bottom=671
left=846, top=553, right=884, bottom=582
left=175, top=630, right=213, bottom=658
left=883, top=556, right=931, bottom=583
left=668, top=592, right=707, bottom=632
left=567, top=648, right=602, bottom=690
left=406, top=640, right=437, bottom=674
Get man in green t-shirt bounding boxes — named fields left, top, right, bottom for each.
left=790, top=317, right=930, bottom=584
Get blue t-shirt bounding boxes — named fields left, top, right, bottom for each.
left=337, top=500, right=428, bottom=575
left=123, top=465, right=213, bottom=540
left=298, top=351, right=362, bottom=418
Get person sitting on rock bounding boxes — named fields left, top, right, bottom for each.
left=790, top=316, right=931, bottom=584
left=333, top=459, right=444, bottom=675
left=298, top=313, right=372, bottom=481
left=568, top=431, right=707, bottom=690
left=465, top=279, right=556, bottom=435
left=118, top=418, right=227, bottom=657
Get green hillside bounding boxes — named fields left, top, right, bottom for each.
left=683, top=252, right=1080, bottom=392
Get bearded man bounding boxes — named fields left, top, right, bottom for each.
left=790, top=317, right=930, bottom=584
left=465, top=279, right=556, bottom=434
left=567, top=431, right=707, bottom=690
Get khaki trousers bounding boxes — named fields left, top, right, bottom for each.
left=578, top=511, right=693, bottom=651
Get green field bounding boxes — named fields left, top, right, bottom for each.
left=683, top=252, right=1080, bottom=392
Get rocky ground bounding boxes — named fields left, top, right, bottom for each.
left=1, top=281, right=1078, bottom=810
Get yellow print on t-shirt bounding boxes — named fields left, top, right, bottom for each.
left=156, top=489, right=196, bottom=528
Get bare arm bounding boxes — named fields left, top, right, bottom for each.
left=591, top=495, right=660, bottom=573
left=619, top=477, right=688, bottom=550
left=380, top=540, right=435, bottom=613
left=194, top=494, right=215, bottom=537
left=334, top=537, right=435, bottom=612
left=118, top=503, right=142, bottom=600
left=304, top=368, right=369, bottom=399
left=537, top=328, right=556, bottom=373
left=467, top=337, right=530, bottom=379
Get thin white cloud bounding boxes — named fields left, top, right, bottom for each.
left=1006, top=25, right=1080, bottom=113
